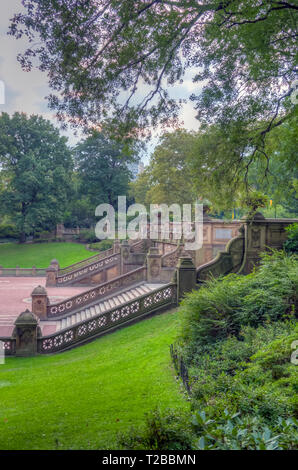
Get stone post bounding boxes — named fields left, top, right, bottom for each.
left=241, top=212, right=267, bottom=274
left=46, top=266, right=57, bottom=286
left=113, top=239, right=121, bottom=254
left=46, top=259, right=59, bottom=287
left=31, top=285, right=48, bottom=320
left=146, top=247, right=162, bottom=282
left=176, top=254, right=197, bottom=302
left=50, top=258, right=60, bottom=271
left=120, top=240, right=130, bottom=275
left=12, top=310, right=41, bottom=357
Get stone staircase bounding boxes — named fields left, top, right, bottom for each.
left=55, top=282, right=166, bottom=331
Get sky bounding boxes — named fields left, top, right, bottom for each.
left=0, top=0, right=202, bottom=163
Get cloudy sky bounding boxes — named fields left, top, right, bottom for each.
left=0, top=0, right=201, bottom=160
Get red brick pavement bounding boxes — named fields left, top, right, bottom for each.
left=0, top=277, right=87, bottom=336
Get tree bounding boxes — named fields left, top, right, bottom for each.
left=130, top=129, right=198, bottom=206
left=74, top=131, right=136, bottom=209
left=248, top=114, right=298, bottom=216
left=0, top=112, right=73, bottom=242
left=10, top=1, right=297, bottom=152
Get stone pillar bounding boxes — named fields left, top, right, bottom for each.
left=31, top=285, right=48, bottom=320
left=120, top=240, right=130, bottom=274
left=113, top=239, right=121, bottom=254
left=50, top=258, right=60, bottom=271
left=146, top=247, right=162, bottom=282
left=12, top=310, right=41, bottom=357
left=242, top=212, right=267, bottom=274
left=46, top=259, right=59, bottom=287
left=46, top=266, right=57, bottom=286
left=176, top=255, right=197, bottom=302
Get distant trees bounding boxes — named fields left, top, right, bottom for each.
left=130, top=123, right=298, bottom=216
left=130, top=130, right=197, bottom=207
left=0, top=112, right=73, bottom=242
left=0, top=113, right=138, bottom=240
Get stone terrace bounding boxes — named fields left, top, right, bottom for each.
left=0, top=277, right=87, bottom=336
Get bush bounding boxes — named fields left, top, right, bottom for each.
left=78, top=229, right=98, bottom=243
left=89, top=239, right=113, bottom=252
left=284, top=223, right=298, bottom=254
left=189, top=321, right=298, bottom=423
left=192, top=409, right=298, bottom=450
left=117, top=408, right=193, bottom=450
left=0, top=223, right=20, bottom=239
left=177, top=250, right=297, bottom=358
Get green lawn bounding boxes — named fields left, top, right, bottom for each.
left=0, top=242, right=95, bottom=268
left=0, top=309, right=188, bottom=450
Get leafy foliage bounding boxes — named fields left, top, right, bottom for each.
left=0, top=112, right=73, bottom=242
left=130, top=129, right=198, bottom=206
left=74, top=131, right=136, bottom=208
left=284, top=223, right=298, bottom=254
left=117, top=408, right=193, bottom=450
left=193, top=409, right=298, bottom=450
left=177, top=251, right=297, bottom=356
left=9, top=0, right=297, bottom=146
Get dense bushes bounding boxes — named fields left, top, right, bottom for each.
left=284, top=223, right=298, bottom=254
left=117, top=409, right=193, bottom=450
left=0, top=223, right=20, bottom=240
left=119, top=250, right=298, bottom=450
left=177, top=251, right=297, bottom=361
left=88, top=239, right=113, bottom=252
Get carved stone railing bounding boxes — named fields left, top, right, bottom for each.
left=0, top=337, right=16, bottom=356
left=56, top=252, right=121, bottom=286
left=161, top=243, right=196, bottom=268
left=58, top=247, right=115, bottom=276
left=0, top=267, right=46, bottom=277
left=128, top=239, right=148, bottom=253
left=47, top=266, right=147, bottom=318
left=197, top=232, right=245, bottom=283
left=161, top=244, right=183, bottom=267
left=38, top=284, right=176, bottom=354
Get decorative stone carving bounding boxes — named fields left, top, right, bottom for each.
left=31, top=285, right=48, bottom=320
left=147, top=247, right=162, bottom=282
left=12, top=310, right=41, bottom=357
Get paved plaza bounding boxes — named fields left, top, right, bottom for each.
left=0, top=277, right=87, bottom=336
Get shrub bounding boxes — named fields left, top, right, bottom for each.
left=192, top=409, right=298, bottom=450
left=189, top=321, right=298, bottom=423
left=117, top=408, right=193, bottom=450
left=284, top=223, right=298, bottom=254
left=0, top=223, right=20, bottom=239
left=177, top=250, right=297, bottom=359
left=89, top=239, right=113, bottom=252
left=78, top=229, right=98, bottom=243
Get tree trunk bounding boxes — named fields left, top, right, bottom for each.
left=19, top=231, right=26, bottom=244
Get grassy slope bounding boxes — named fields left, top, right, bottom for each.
left=0, top=242, right=95, bottom=268
left=0, top=309, right=187, bottom=450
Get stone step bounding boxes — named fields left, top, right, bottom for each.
left=54, top=282, right=168, bottom=332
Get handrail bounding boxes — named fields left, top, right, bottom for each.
left=0, top=267, right=46, bottom=277
left=47, top=266, right=147, bottom=317
left=39, top=283, right=176, bottom=353
left=56, top=252, right=121, bottom=285
left=0, top=337, right=16, bottom=355
left=161, top=243, right=183, bottom=267
left=58, top=247, right=115, bottom=275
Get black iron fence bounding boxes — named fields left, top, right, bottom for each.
left=170, top=344, right=191, bottom=394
